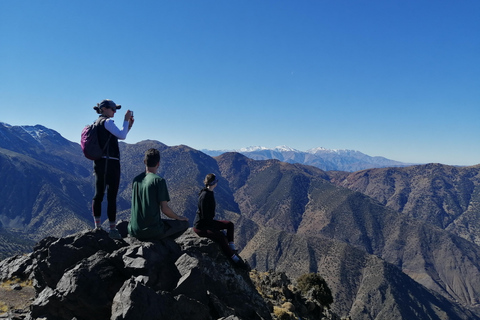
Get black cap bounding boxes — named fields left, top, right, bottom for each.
left=98, top=99, right=121, bottom=110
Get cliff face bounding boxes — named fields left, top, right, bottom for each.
left=0, top=226, right=338, bottom=320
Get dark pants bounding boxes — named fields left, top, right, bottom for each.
left=92, top=158, right=120, bottom=222
left=193, top=220, right=235, bottom=257
left=137, top=220, right=190, bottom=241
left=157, top=220, right=189, bottom=240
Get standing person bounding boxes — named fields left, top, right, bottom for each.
left=128, top=148, right=189, bottom=240
left=92, top=99, right=134, bottom=239
left=193, top=174, right=249, bottom=270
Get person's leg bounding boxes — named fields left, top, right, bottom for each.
left=213, top=220, right=236, bottom=251
left=105, top=160, right=121, bottom=239
left=193, top=227, right=248, bottom=269
left=193, top=228, right=250, bottom=271
left=92, top=159, right=106, bottom=228
left=193, top=227, right=235, bottom=257
left=106, top=160, right=120, bottom=228
left=161, top=220, right=189, bottom=239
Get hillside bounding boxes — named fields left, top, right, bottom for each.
left=0, top=146, right=94, bottom=241
left=326, top=164, right=480, bottom=246
left=241, top=228, right=478, bottom=320
left=0, top=123, right=479, bottom=319
left=215, top=152, right=480, bottom=317
left=0, top=227, right=35, bottom=260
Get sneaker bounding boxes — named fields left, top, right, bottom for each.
left=109, top=229, right=122, bottom=240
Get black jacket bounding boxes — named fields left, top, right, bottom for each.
left=194, top=189, right=216, bottom=229
left=97, top=116, right=120, bottom=159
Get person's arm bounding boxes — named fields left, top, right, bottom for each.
left=160, top=201, right=189, bottom=221
left=104, top=110, right=133, bottom=140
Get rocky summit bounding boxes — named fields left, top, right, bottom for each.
left=0, top=225, right=339, bottom=320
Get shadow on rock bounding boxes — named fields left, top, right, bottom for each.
left=0, top=227, right=271, bottom=320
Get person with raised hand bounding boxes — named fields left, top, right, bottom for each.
left=91, top=99, right=134, bottom=239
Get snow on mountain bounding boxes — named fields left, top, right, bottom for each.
left=307, top=147, right=337, bottom=154
left=237, top=146, right=270, bottom=152
left=201, top=145, right=412, bottom=172
left=22, top=125, right=55, bottom=142
left=0, top=123, right=76, bottom=152
left=237, top=145, right=301, bottom=153
left=273, top=145, right=300, bottom=152
left=235, top=145, right=354, bottom=155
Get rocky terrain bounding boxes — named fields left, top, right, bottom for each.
left=0, top=225, right=339, bottom=320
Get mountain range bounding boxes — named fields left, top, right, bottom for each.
left=0, top=122, right=480, bottom=320
left=201, top=145, right=413, bottom=172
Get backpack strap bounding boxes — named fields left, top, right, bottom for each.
left=98, top=117, right=112, bottom=158
left=97, top=117, right=113, bottom=192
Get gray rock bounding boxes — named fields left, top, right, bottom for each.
left=11, top=283, right=22, bottom=290
left=0, top=253, right=34, bottom=281
left=5, top=228, right=272, bottom=320
left=32, top=228, right=127, bottom=292
left=111, top=277, right=183, bottom=320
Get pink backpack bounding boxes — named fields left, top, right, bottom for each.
left=80, top=118, right=111, bottom=160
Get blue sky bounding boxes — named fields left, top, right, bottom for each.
left=1, top=1, right=478, bottom=166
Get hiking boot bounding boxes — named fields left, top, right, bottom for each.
left=109, top=229, right=122, bottom=240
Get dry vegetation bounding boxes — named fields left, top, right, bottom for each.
left=0, top=278, right=35, bottom=315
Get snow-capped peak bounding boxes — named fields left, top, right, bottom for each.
left=306, top=147, right=327, bottom=153
left=237, top=145, right=301, bottom=153
left=306, top=147, right=337, bottom=154
left=236, top=146, right=270, bottom=152
left=274, top=145, right=300, bottom=152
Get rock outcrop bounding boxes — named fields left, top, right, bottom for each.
left=0, top=226, right=272, bottom=320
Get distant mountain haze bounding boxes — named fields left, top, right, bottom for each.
left=1, top=122, right=479, bottom=319
left=202, top=145, right=415, bottom=172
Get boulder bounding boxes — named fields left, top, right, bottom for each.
left=3, top=228, right=272, bottom=320
left=0, top=252, right=34, bottom=281
left=111, top=277, right=211, bottom=320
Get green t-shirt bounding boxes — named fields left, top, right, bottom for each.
left=128, top=172, right=170, bottom=239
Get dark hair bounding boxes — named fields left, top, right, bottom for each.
left=199, top=173, right=217, bottom=194
left=144, top=148, right=160, bottom=167
left=93, top=103, right=102, bottom=114
left=93, top=99, right=121, bottom=114
left=204, top=173, right=217, bottom=187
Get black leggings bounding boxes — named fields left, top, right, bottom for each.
left=193, top=220, right=235, bottom=257
left=92, top=158, right=120, bottom=222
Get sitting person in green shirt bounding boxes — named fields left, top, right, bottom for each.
left=128, top=148, right=189, bottom=240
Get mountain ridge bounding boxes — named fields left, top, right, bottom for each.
left=241, top=228, right=479, bottom=320
left=326, top=164, right=480, bottom=247
left=1, top=123, right=480, bottom=319
left=202, top=145, right=415, bottom=172
left=214, top=151, right=480, bottom=316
